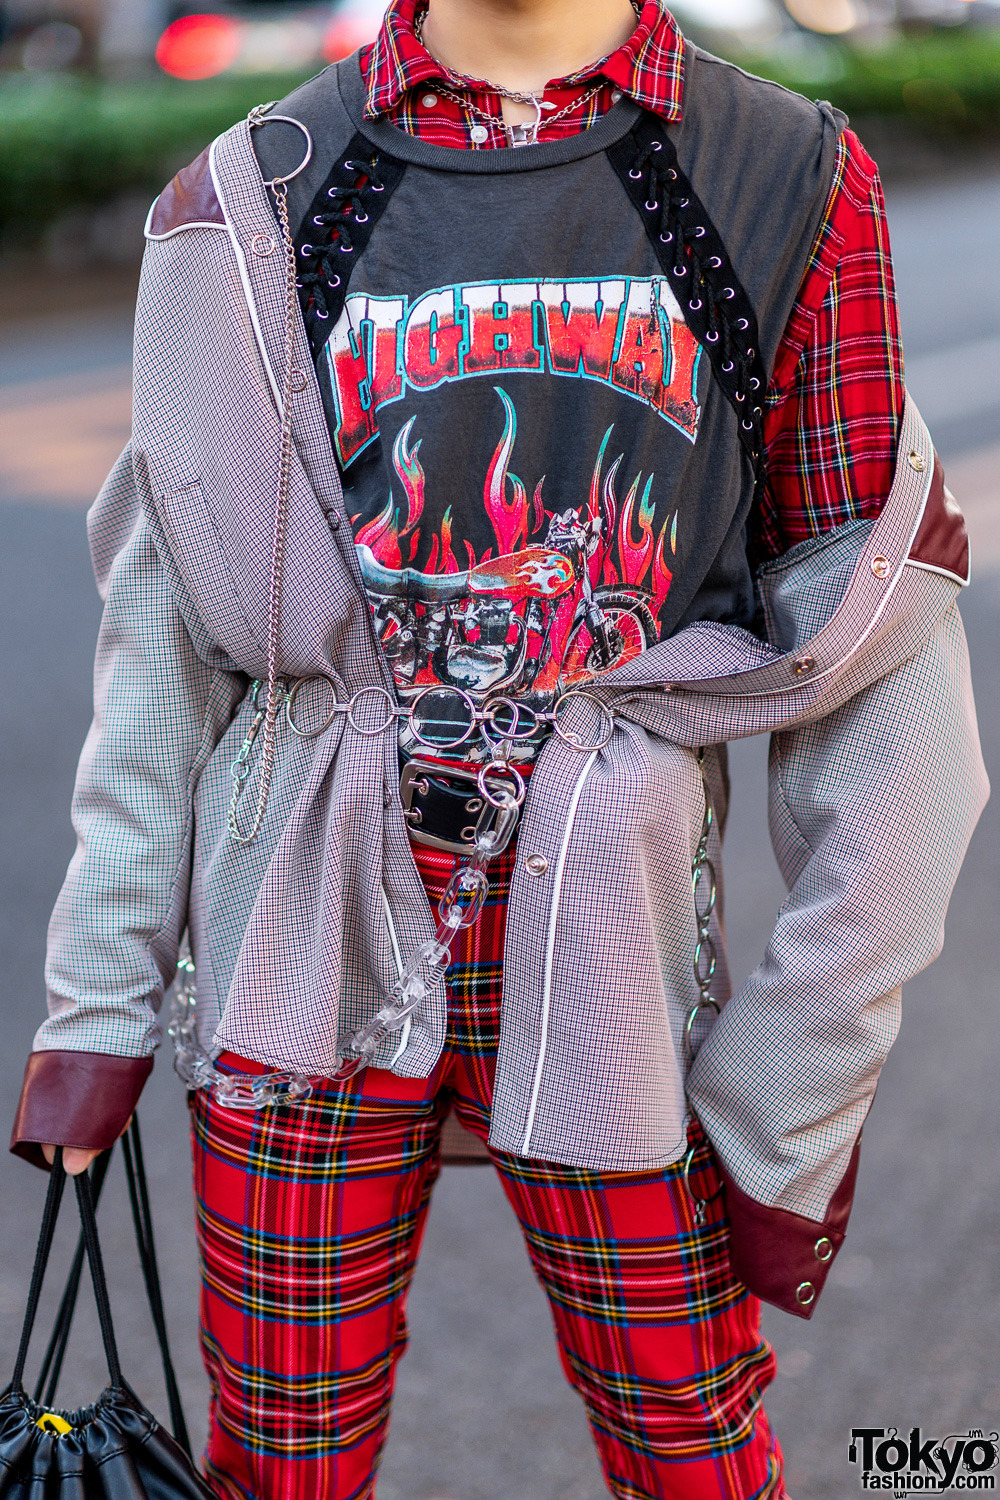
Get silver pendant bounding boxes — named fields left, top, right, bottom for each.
left=506, top=96, right=543, bottom=148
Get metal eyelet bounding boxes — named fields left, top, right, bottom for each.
left=736, top=318, right=749, bottom=331
left=629, top=167, right=642, bottom=179
left=678, top=196, right=690, bottom=208
left=315, top=308, right=330, bottom=320
left=339, top=243, right=353, bottom=253
left=750, top=377, right=761, bottom=391
left=742, top=419, right=754, bottom=431
left=299, top=243, right=314, bottom=257
left=651, top=141, right=663, bottom=151
left=708, top=255, right=722, bottom=268
left=668, top=167, right=678, bottom=179
left=706, top=330, right=720, bottom=343
left=689, top=298, right=703, bottom=311
left=369, top=181, right=385, bottom=192
left=354, top=211, right=369, bottom=224
left=659, top=231, right=674, bottom=243
left=645, top=199, right=660, bottom=212
left=735, top=391, right=746, bottom=403
left=722, top=287, right=736, bottom=300
left=722, top=360, right=735, bottom=373
left=312, top=215, right=325, bottom=226
left=673, top=264, right=689, bottom=277
left=327, top=275, right=342, bottom=288
left=693, top=226, right=706, bottom=238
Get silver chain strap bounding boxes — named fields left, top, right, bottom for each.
left=227, top=155, right=299, bottom=846
left=681, top=750, right=725, bottom=1227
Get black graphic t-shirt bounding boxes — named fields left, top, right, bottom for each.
left=322, top=273, right=704, bottom=763
left=264, top=78, right=817, bottom=768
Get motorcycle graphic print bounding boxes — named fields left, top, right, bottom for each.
left=350, top=387, right=678, bottom=761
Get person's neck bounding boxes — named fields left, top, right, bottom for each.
left=420, top=0, right=639, bottom=96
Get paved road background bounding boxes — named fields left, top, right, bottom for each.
left=1, top=164, right=998, bottom=1500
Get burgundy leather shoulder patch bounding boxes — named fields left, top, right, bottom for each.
left=718, top=1137, right=862, bottom=1319
left=908, top=452, right=971, bottom=584
left=147, top=146, right=225, bottom=237
left=10, top=1050, right=154, bottom=1170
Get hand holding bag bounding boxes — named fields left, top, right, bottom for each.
left=0, top=1134, right=214, bottom=1498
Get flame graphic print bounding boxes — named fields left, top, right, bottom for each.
left=352, top=388, right=679, bottom=756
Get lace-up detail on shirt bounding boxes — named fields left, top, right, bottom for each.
left=294, top=136, right=405, bottom=354
left=610, top=124, right=769, bottom=488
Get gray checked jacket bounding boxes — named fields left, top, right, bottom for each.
left=11, top=113, right=988, bottom=1320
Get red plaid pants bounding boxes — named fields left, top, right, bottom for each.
left=190, top=842, right=784, bottom=1500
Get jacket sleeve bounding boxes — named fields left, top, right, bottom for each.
left=687, top=555, right=988, bottom=1316
left=10, top=444, right=245, bottom=1168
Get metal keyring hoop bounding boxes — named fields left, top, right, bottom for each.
left=551, top=690, right=615, bottom=752
left=682, top=1145, right=725, bottom=1209
left=408, top=685, right=477, bottom=750
left=285, top=676, right=339, bottom=739
left=347, top=686, right=397, bottom=736
left=477, top=761, right=526, bottom=810
left=248, top=109, right=315, bottom=189
left=482, top=697, right=540, bottom=744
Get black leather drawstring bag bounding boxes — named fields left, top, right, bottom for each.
left=0, top=1123, right=214, bottom=1498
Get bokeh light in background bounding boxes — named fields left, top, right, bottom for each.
left=144, top=0, right=1000, bottom=83
left=323, top=0, right=390, bottom=61
left=151, top=1, right=389, bottom=79
left=784, top=0, right=858, bottom=30
left=155, top=14, right=242, bottom=80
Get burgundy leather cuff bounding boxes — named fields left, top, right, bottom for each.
left=907, top=451, right=970, bottom=583
left=9, top=1051, right=154, bottom=1171
left=720, top=1139, right=862, bottom=1318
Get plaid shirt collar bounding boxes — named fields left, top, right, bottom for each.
left=363, top=0, right=686, bottom=123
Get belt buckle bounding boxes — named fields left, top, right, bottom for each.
left=400, top=758, right=519, bottom=855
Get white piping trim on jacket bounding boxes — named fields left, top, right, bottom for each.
left=143, top=192, right=230, bottom=241
left=209, top=134, right=284, bottom=413
left=381, top=888, right=411, bottom=1066
left=688, top=412, right=937, bottom=704
left=905, top=556, right=971, bottom=588
left=520, top=749, right=600, bottom=1156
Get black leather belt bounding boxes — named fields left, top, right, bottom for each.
left=400, top=758, right=521, bottom=855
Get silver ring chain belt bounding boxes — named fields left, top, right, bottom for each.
left=186, top=676, right=722, bottom=1220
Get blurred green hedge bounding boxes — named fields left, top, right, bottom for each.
left=737, top=29, right=1000, bottom=137
left=0, top=72, right=308, bottom=244
left=2, top=28, right=999, bottom=247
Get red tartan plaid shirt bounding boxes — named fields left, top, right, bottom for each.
left=360, top=0, right=904, bottom=558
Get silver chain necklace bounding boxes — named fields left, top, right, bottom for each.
left=413, top=2, right=642, bottom=147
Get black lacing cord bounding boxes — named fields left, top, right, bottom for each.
left=11, top=1149, right=66, bottom=1392
left=34, top=1147, right=114, bottom=1407
left=73, top=1166, right=124, bottom=1390
left=297, top=155, right=387, bottom=322
left=121, top=1118, right=192, bottom=1455
left=614, top=130, right=769, bottom=494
